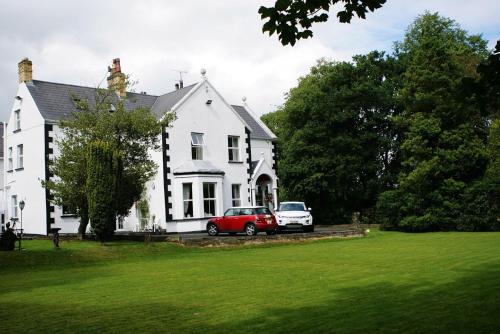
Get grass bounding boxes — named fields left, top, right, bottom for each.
left=1, top=231, right=499, bottom=333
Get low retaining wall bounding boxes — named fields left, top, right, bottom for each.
left=177, top=230, right=365, bottom=247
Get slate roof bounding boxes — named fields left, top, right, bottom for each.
left=151, top=83, right=197, bottom=118
left=24, top=80, right=275, bottom=142
left=26, top=80, right=167, bottom=121
left=173, top=160, right=224, bottom=175
left=232, top=105, right=275, bottom=140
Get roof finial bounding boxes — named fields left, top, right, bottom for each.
left=200, top=68, right=207, bottom=79
left=242, top=96, right=247, bottom=105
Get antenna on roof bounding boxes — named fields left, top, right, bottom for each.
left=172, top=69, right=187, bottom=90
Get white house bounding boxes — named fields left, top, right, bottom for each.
left=2, top=58, right=278, bottom=235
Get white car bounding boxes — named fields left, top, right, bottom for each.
left=275, top=202, right=314, bottom=232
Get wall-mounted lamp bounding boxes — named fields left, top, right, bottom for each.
left=206, top=100, right=212, bottom=105
left=15, top=96, right=22, bottom=101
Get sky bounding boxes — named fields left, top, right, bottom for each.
left=0, top=0, right=498, bottom=121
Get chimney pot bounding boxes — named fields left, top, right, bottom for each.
left=175, top=83, right=180, bottom=90
left=107, top=58, right=126, bottom=98
left=18, top=58, right=33, bottom=83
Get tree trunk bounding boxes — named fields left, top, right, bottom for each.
left=77, top=202, right=89, bottom=240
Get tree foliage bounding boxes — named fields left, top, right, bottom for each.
left=377, top=13, right=491, bottom=231
left=259, top=0, right=386, bottom=46
left=45, top=84, right=174, bottom=239
left=86, top=141, right=117, bottom=241
left=263, top=51, right=400, bottom=224
left=266, top=12, right=499, bottom=231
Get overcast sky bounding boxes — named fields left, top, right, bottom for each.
left=0, top=0, right=498, bottom=121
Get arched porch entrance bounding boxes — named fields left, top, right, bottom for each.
left=254, top=174, right=277, bottom=211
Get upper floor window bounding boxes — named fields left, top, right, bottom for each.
left=231, top=184, right=241, bottom=207
left=14, top=110, right=20, bottom=131
left=11, top=195, right=18, bottom=218
left=8, top=147, right=13, bottom=170
left=183, top=183, right=193, bottom=218
left=228, top=136, right=240, bottom=162
left=203, top=182, right=216, bottom=217
left=16, top=144, right=24, bottom=169
left=191, top=132, right=204, bottom=160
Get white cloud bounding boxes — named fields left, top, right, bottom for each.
left=0, top=0, right=498, bottom=121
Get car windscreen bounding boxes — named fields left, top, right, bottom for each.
left=278, top=203, right=305, bottom=211
left=254, top=207, right=271, bottom=215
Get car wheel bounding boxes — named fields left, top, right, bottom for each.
left=207, top=223, right=219, bottom=236
left=244, top=223, right=257, bottom=236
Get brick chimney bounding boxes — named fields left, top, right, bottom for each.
left=107, top=58, right=126, bottom=98
left=18, top=58, right=33, bottom=83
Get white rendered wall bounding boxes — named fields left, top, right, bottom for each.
left=4, top=83, right=47, bottom=235
left=251, top=138, right=274, bottom=166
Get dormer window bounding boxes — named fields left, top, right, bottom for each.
left=191, top=132, right=204, bottom=160
left=14, top=110, right=20, bottom=131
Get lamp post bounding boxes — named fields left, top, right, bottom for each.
left=19, top=200, right=25, bottom=251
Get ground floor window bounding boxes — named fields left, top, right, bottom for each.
left=203, top=182, right=216, bottom=217
left=11, top=195, right=18, bottom=219
left=62, top=205, right=75, bottom=215
left=183, top=183, right=194, bottom=218
left=232, top=184, right=241, bottom=207
left=117, top=217, right=124, bottom=230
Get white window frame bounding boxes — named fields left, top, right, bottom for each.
left=14, top=109, right=21, bottom=131
left=183, top=183, right=194, bottom=218
left=117, top=217, right=124, bottom=230
left=16, top=144, right=23, bottom=169
left=228, top=136, right=240, bottom=162
left=203, top=182, right=217, bottom=217
left=232, top=184, right=241, bottom=207
left=8, top=147, right=13, bottom=170
left=11, top=195, right=18, bottom=219
left=191, top=132, right=204, bottom=160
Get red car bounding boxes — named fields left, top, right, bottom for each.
left=206, top=206, right=278, bottom=236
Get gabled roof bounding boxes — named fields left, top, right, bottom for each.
left=151, top=83, right=197, bottom=118
left=23, top=80, right=274, bottom=142
left=232, top=105, right=275, bottom=141
left=26, top=80, right=158, bottom=122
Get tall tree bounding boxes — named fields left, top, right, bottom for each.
left=457, top=42, right=500, bottom=231
left=259, top=0, right=386, bottom=46
left=377, top=13, right=490, bottom=231
left=263, top=51, right=400, bottom=224
left=86, top=141, right=116, bottom=241
left=45, top=86, right=174, bottom=239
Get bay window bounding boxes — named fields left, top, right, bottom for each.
left=183, top=183, right=194, bottom=218
left=203, top=182, right=216, bottom=217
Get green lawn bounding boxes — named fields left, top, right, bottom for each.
left=1, top=231, right=499, bottom=333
